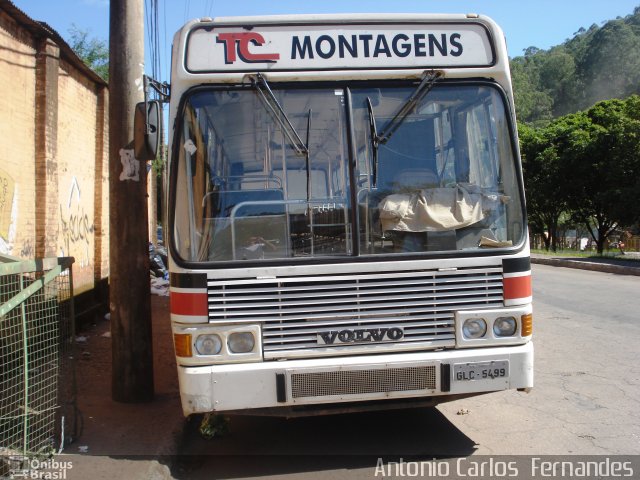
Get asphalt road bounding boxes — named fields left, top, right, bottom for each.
left=172, top=264, right=640, bottom=479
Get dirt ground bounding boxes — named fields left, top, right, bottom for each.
left=71, top=293, right=183, bottom=456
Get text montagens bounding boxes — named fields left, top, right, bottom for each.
left=291, top=33, right=463, bottom=60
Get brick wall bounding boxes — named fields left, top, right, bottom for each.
left=0, top=7, right=37, bottom=260
left=0, top=2, right=109, bottom=297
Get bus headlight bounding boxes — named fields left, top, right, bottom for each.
left=456, top=307, right=532, bottom=348
left=173, top=324, right=262, bottom=364
left=493, top=316, right=517, bottom=337
left=195, top=334, right=222, bottom=355
left=462, top=318, right=487, bottom=339
left=228, top=332, right=256, bottom=353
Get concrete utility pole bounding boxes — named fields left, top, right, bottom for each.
left=109, top=0, right=154, bottom=402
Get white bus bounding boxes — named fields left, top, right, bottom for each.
left=157, top=13, right=533, bottom=417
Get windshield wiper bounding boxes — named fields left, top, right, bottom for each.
left=305, top=108, right=312, bottom=202
left=378, top=70, right=444, bottom=144
left=377, top=70, right=443, bottom=144
left=366, top=97, right=380, bottom=188
left=367, top=70, right=442, bottom=188
left=249, top=73, right=308, bottom=157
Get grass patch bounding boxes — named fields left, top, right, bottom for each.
left=531, top=248, right=640, bottom=262
left=531, top=248, right=595, bottom=258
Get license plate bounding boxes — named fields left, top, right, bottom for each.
left=453, top=361, right=509, bottom=381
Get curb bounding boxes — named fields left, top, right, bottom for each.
left=531, top=256, right=640, bottom=276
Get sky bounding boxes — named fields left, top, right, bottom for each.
left=12, top=0, right=640, bottom=82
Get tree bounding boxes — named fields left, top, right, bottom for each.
left=512, top=62, right=553, bottom=124
left=520, top=97, right=640, bottom=254
left=519, top=119, right=573, bottom=251
left=67, top=24, right=109, bottom=81
left=563, top=97, right=640, bottom=253
left=538, top=49, right=578, bottom=117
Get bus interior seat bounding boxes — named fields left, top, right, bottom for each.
left=203, top=187, right=289, bottom=260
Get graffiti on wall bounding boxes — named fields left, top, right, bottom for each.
left=0, top=167, right=17, bottom=254
left=19, top=239, right=34, bottom=258
left=60, top=177, right=94, bottom=267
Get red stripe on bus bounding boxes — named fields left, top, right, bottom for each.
left=503, top=274, right=532, bottom=300
left=170, top=291, right=208, bottom=316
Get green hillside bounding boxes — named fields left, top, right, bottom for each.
left=512, top=6, right=640, bottom=124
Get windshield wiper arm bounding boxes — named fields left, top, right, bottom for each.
left=376, top=70, right=443, bottom=145
left=367, top=97, right=379, bottom=188
left=249, top=73, right=308, bottom=156
left=305, top=108, right=312, bottom=202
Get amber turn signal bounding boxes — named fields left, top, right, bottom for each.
left=521, top=313, right=533, bottom=337
left=174, top=333, right=193, bottom=357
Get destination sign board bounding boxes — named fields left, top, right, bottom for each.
left=185, top=22, right=495, bottom=72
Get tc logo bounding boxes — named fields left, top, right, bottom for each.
left=216, top=32, right=280, bottom=64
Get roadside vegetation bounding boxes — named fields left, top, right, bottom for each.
left=513, top=7, right=640, bottom=253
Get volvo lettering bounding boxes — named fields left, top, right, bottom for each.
left=141, top=13, right=534, bottom=417
left=317, top=327, right=404, bottom=345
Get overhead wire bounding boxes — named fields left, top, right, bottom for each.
left=184, top=0, right=191, bottom=25
left=144, top=0, right=162, bottom=92
left=144, top=0, right=152, bottom=83
left=162, top=0, right=168, bottom=84
left=154, top=0, right=161, bottom=82
left=143, top=0, right=166, bottom=160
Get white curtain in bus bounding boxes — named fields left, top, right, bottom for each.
left=378, top=184, right=500, bottom=232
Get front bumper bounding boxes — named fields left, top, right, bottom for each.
left=177, top=342, right=533, bottom=415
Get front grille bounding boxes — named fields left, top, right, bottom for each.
left=290, top=366, right=437, bottom=399
left=207, top=265, right=503, bottom=359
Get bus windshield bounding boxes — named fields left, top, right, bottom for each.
left=172, top=82, right=524, bottom=263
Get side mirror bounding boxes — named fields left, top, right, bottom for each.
left=134, top=100, right=161, bottom=160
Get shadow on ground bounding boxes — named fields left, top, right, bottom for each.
left=172, top=407, right=476, bottom=479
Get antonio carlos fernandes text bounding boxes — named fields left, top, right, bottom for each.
left=374, top=457, right=634, bottom=477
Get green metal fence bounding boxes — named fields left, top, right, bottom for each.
left=0, top=254, right=77, bottom=464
